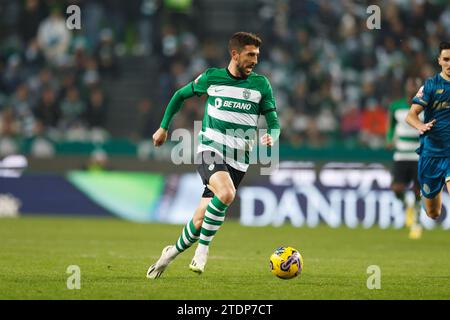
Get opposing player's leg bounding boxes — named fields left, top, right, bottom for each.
left=412, top=178, right=421, bottom=214
left=422, top=192, right=442, bottom=220
left=408, top=179, right=423, bottom=239
left=391, top=161, right=416, bottom=227
left=391, top=182, right=407, bottom=203
left=406, top=161, right=423, bottom=238
left=146, top=198, right=210, bottom=279
left=190, top=171, right=235, bottom=274
left=392, top=182, right=412, bottom=225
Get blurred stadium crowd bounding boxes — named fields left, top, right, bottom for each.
left=1, top=0, right=450, bottom=157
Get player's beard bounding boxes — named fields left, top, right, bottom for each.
left=236, top=61, right=253, bottom=79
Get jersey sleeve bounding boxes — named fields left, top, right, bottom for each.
left=159, top=83, right=196, bottom=130
left=191, top=69, right=210, bottom=96
left=259, top=77, right=277, bottom=115
left=412, top=79, right=432, bottom=108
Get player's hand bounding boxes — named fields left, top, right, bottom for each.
left=260, top=133, right=273, bottom=147
left=417, top=119, right=436, bottom=135
left=385, top=142, right=394, bottom=150
left=152, top=128, right=168, bottom=147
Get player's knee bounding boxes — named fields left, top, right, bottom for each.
left=216, top=187, right=235, bottom=205
left=425, top=208, right=441, bottom=220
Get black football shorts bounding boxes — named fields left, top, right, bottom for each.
left=196, top=151, right=246, bottom=198
left=392, top=160, right=419, bottom=187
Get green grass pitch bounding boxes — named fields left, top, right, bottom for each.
left=1, top=216, right=450, bottom=300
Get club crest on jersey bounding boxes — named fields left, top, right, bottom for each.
left=436, top=89, right=444, bottom=94
left=243, top=89, right=251, bottom=100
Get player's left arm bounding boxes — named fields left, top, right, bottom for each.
left=261, top=111, right=280, bottom=147
left=260, top=78, right=280, bottom=147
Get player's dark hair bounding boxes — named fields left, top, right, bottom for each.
left=439, top=41, right=450, bottom=54
left=228, top=32, right=262, bottom=54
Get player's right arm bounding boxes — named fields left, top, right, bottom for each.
left=152, top=83, right=195, bottom=146
left=405, top=104, right=435, bottom=135
left=405, top=80, right=436, bottom=135
left=153, top=70, right=210, bottom=147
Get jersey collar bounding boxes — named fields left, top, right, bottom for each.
left=226, top=67, right=247, bottom=80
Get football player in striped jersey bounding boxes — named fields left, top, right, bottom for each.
left=147, top=32, right=280, bottom=278
left=386, top=77, right=423, bottom=239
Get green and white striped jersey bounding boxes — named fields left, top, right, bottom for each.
left=192, top=68, right=276, bottom=172
left=386, top=98, right=421, bottom=161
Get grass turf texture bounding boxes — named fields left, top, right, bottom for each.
left=1, top=216, right=450, bottom=300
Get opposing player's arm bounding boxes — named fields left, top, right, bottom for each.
left=405, top=80, right=435, bottom=135
left=405, top=103, right=435, bottom=135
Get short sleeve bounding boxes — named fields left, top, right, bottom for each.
left=191, top=69, right=210, bottom=96
left=412, top=79, right=432, bottom=108
left=260, top=77, right=276, bottom=115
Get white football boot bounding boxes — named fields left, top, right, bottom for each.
left=146, top=245, right=176, bottom=279
left=189, top=246, right=209, bottom=274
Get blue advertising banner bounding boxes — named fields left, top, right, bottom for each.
left=0, top=174, right=112, bottom=217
